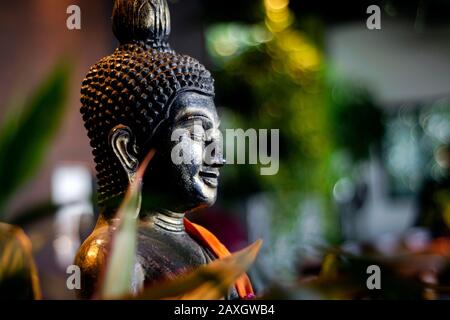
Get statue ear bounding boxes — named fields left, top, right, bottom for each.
left=109, top=125, right=139, bottom=183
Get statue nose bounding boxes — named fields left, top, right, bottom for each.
left=211, top=158, right=226, bottom=168
left=210, top=156, right=227, bottom=168
left=205, top=137, right=225, bottom=168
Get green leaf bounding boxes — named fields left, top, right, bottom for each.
left=101, top=150, right=155, bottom=299
left=0, top=61, right=72, bottom=214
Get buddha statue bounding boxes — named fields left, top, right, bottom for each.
left=75, top=0, right=254, bottom=300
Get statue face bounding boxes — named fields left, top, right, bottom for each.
left=142, top=91, right=223, bottom=213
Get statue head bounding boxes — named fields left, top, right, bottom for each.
left=80, top=0, right=224, bottom=214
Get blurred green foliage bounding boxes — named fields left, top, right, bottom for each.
left=329, top=83, right=385, bottom=162
left=205, top=1, right=386, bottom=243
left=0, top=62, right=71, bottom=216
left=207, top=23, right=337, bottom=240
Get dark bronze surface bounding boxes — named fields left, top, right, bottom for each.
left=75, top=0, right=236, bottom=299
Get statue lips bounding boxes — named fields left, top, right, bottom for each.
left=199, top=168, right=219, bottom=188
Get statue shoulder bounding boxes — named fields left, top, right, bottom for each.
left=74, top=225, right=112, bottom=299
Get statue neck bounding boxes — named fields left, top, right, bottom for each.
left=149, top=209, right=185, bottom=233
left=99, top=206, right=185, bottom=233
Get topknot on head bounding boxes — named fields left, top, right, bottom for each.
left=112, top=0, right=171, bottom=50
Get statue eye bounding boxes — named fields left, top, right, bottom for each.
left=184, top=115, right=213, bottom=130
left=190, top=126, right=206, bottom=142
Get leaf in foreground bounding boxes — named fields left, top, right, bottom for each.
left=100, top=150, right=155, bottom=299
left=0, top=223, right=41, bottom=299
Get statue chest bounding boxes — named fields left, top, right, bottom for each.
left=136, top=227, right=214, bottom=284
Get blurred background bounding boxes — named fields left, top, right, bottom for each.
left=2, top=0, right=450, bottom=299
